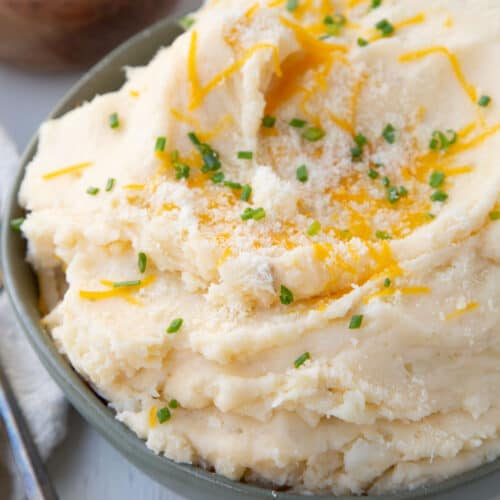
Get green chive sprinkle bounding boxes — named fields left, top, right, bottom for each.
left=241, top=207, right=266, bottom=221
left=211, top=172, right=225, bottom=183
left=375, top=19, right=394, bottom=37
left=429, top=129, right=457, bottom=151
left=280, top=285, right=294, bottom=305
left=382, top=176, right=390, bottom=187
left=167, top=318, right=183, bottom=333
left=478, top=95, right=491, bottom=107
left=241, top=185, right=252, bottom=201
left=357, top=37, right=369, bottom=47
left=156, top=407, right=171, bottom=423
left=109, top=113, right=119, bottom=129
left=371, top=0, right=382, bottom=8
left=188, top=132, right=201, bottom=145
left=237, top=151, right=253, bottom=160
left=375, top=230, right=391, bottom=240
left=351, top=145, right=363, bottom=161
left=86, top=187, right=99, bottom=196
left=399, top=186, right=408, bottom=197
left=224, top=180, right=243, bottom=189
left=286, top=0, right=298, bottom=11
left=294, top=351, right=310, bottom=368
left=307, top=220, right=321, bottom=236
left=382, top=124, right=396, bottom=144
left=262, top=115, right=276, bottom=128
left=112, top=280, right=141, bottom=288
left=155, top=136, right=166, bottom=152
left=489, top=211, right=500, bottom=221
left=302, top=127, right=325, bottom=142
left=105, top=178, right=115, bottom=191
left=171, top=150, right=179, bottom=162
left=354, top=133, right=367, bottom=147
left=10, top=217, right=25, bottom=232
left=429, top=171, right=445, bottom=188
left=387, top=186, right=400, bottom=204
left=168, top=399, right=179, bottom=409
left=289, top=118, right=307, bottom=128
left=368, top=169, right=379, bottom=179
left=383, top=278, right=391, bottom=288
left=138, top=252, right=147, bottom=273
left=349, top=314, right=363, bottom=329
left=179, top=15, right=195, bottom=30
left=296, top=164, right=308, bottom=182
left=174, top=164, right=190, bottom=179
left=431, top=190, right=448, bottom=202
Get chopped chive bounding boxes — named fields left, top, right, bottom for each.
left=357, top=37, right=369, bottom=47
left=155, top=136, right=166, bottom=152
left=105, top=178, right=115, bottom=191
left=383, top=278, right=391, bottom=288
left=351, top=145, right=363, bottom=161
left=368, top=169, right=379, bottom=179
left=307, top=220, right=321, bottom=236
left=171, top=150, right=179, bottom=162
left=375, top=230, right=391, bottom=240
left=10, top=217, right=25, bottom=232
left=382, top=176, right=390, bottom=187
left=237, top=151, right=253, bottom=160
left=86, top=187, right=99, bottom=196
left=354, top=133, right=367, bottom=147
left=289, top=118, right=307, bottom=128
left=387, top=186, right=400, bottom=204
left=280, top=285, right=294, bottom=305
left=429, top=129, right=457, bottom=151
left=489, top=211, right=500, bottom=221
left=296, top=164, right=308, bottom=182
left=112, top=280, right=141, bottom=288
left=294, top=351, right=310, bottom=368
left=478, top=95, right=491, bottom=107
left=382, top=124, right=396, bottom=144
left=156, top=407, right=171, bottom=423
left=262, top=115, right=276, bottom=128
left=109, top=112, right=120, bottom=129
left=425, top=212, right=436, bottom=221
left=188, top=132, right=201, bottom=146
left=167, top=318, right=183, bottom=333
left=371, top=0, right=382, bottom=8
left=174, top=163, right=190, bottom=179
left=374, top=162, right=384, bottom=168
left=429, top=171, right=445, bottom=188
left=241, top=185, right=252, bottom=201
left=286, top=0, right=298, bottom=11
left=431, top=190, right=448, bottom=202
left=168, top=399, right=179, bottom=409
left=399, top=186, right=408, bottom=197
left=179, top=15, right=195, bottom=30
left=240, top=207, right=266, bottom=221
left=211, top=172, right=225, bottom=183
left=224, top=180, right=243, bottom=189
left=252, top=207, right=266, bottom=220
left=138, top=252, right=147, bottom=273
left=375, top=19, right=394, bottom=37
left=349, top=314, right=363, bottom=329
left=302, top=127, right=325, bottom=142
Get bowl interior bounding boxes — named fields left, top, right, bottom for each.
left=2, top=14, right=500, bottom=500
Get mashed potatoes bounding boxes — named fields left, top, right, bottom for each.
left=18, top=0, right=500, bottom=494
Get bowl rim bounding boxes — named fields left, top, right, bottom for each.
left=2, top=12, right=500, bottom=500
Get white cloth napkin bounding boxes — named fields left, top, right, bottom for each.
left=0, top=126, right=67, bottom=500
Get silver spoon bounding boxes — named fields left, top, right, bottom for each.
left=0, top=355, right=59, bottom=500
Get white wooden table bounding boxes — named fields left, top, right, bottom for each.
left=2, top=3, right=500, bottom=498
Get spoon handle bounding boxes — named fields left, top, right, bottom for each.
left=0, top=361, right=59, bottom=500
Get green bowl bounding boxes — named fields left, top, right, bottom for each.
left=1, top=15, right=499, bottom=500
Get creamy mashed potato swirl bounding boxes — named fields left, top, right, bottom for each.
left=18, top=0, right=500, bottom=494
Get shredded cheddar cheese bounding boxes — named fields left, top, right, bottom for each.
left=445, top=302, right=479, bottom=320
left=42, top=162, right=93, bottom=180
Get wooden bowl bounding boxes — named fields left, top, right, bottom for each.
left=0, top=0, right=176, bottom=71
